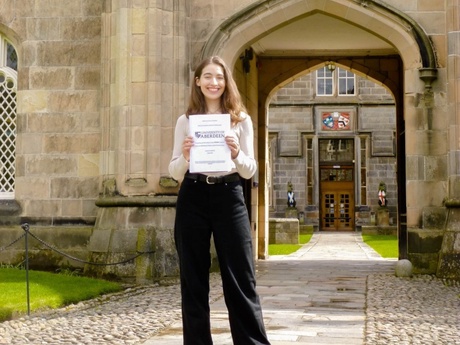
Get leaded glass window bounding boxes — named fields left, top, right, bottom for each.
left=0, top=38, right=17, bottom=199
left=6, top=42, right=17, bottom=71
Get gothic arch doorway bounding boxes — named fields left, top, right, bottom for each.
left=201, top=0, right=437, bottom=259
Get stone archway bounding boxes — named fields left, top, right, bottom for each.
left=201, top=0, right=437, bottom=260
left=203, top=0, right=435, bottom=69
left=257, top=56, right=404, bottom=255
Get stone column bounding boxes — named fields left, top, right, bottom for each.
left=87, top=1, right=189, bottom=282
left=100, top=1, right=188, bottom=196
left=437, top=0, right=460, bottom=279
left=100, top=1, right=150, bottom=195
left=445, top=1, right=460, bottom=198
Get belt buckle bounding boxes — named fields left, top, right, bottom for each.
left=205, top=175, right=216, bottom=184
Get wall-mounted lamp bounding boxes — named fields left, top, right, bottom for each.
left=326, top=62, right=336, bottom=72
left=241, top=48, right=254, bottom=74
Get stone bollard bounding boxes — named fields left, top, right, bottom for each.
left=395, top=259, right=413, bottom=277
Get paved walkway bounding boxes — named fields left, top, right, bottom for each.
left=2, top=231, right=458, bottom=344
left=144, top=232, right=396, bottom=345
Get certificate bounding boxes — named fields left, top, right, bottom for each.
left=189, top=114, right=232, bottom=173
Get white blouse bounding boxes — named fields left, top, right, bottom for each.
left=168, top=112, right=257, bottom=181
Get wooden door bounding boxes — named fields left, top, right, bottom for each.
left=320, top=167, right=354, bottom=231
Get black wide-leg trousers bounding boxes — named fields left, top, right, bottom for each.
left=174, top=177, right=270, bottom=345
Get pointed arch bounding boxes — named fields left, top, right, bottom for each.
left=202, top=0, right=436, bottom=70
left=200, top=0, right=435, bottom=260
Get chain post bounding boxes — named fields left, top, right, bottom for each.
left=21, top=223, right=31, bottom=316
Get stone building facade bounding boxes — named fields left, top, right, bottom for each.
left=0, top=0, right=459, bottom=281
left=268, top=73, right=398, bottom=231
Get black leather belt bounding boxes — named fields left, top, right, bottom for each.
left=185, top=172, right=240, bottom=184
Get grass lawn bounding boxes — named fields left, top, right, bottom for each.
left=268, top=233, right=398, bottom=258
left=0, top=268, right=122, bottom=322
left=362, top=234, right=398, bottom=258
left=269, top=233, right=313, bottom=255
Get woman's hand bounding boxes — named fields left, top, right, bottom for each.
left=182, top=136, right=194, bottom=162
left=225, top=135, right=240, bottom=159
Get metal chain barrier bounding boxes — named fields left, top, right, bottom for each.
left=1, top=224, right=156, bottom=317
left=0, top=232, right=26, bottom=252
left=20, top=223, right=155, bottom=266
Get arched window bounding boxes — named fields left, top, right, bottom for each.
left=0, top=37, right=17, bottom=199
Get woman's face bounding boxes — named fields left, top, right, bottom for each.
left=196, top=63, right=226, bottom=102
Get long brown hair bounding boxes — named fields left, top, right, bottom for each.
left=186, top=56, right=247, bottom=123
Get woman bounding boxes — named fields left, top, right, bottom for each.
left=169, top=56, right=271, bottom=345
